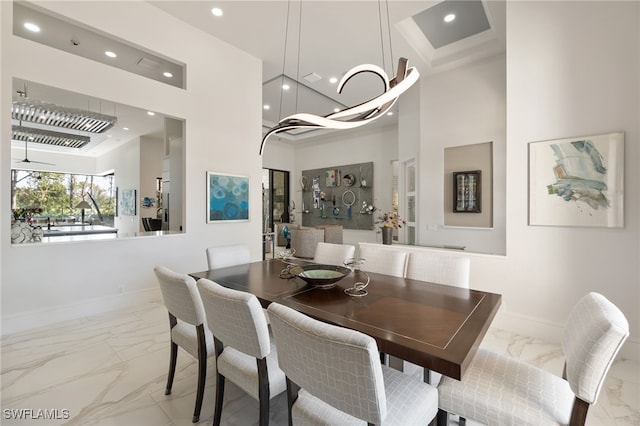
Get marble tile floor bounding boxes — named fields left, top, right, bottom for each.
left=1, top=301, right=638, bottom=426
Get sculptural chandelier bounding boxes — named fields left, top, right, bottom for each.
left=260, top=58, right=419, bottom=155
left=259, top=1, right=420, bottom=155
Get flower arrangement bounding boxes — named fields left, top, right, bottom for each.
left=12, top=207, right=43, bottom=222
left=377, top=210, right=406, bottom=230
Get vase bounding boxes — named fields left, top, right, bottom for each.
left=381, top=227, right=393, bottom=245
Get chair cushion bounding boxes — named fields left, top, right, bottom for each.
left=405, top=252, right=470, bottom=287
left=291, top=228, right=325, bottom=258
left=291, top=364, right=437, bottom=425
left=562, top=292, right=629, bottom=403
left=217, top=340, right=286, bottom=400
left=438, top=348, right=574, bottom=426
left=171, top=320, right=215, bottom=359
left=313, top=242, right=356, bottom=266
left=358, top=245, right=407, bottom=277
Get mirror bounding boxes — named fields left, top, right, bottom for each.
left=10, top=77, right=185, bottom=243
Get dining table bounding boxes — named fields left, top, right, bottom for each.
left=190, top=257, right=501, bottom=381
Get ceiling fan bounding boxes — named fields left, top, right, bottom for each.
left=14, top=138, right=55, bottom=166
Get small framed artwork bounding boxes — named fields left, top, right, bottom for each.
left=453, top=170, right=481, bottom=213
left=529, top=132, right=624, bottom=227
left=207, top=172, right=249, bottom=223
left=120, top=189, right=137, bottom=216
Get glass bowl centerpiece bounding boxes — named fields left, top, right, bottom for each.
left=290, top=264, right=351, bottom=289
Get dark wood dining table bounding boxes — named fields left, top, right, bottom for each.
left=190, top=258, right=501, bottom=381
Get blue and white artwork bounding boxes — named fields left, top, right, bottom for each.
left=529, top=132, right=624, bottom=227
left=206, top=172, right=249, bottom=223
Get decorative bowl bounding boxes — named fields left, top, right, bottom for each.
left=290, top=264, right=351, bottom=289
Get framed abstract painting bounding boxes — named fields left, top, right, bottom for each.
left=529, top=132, right=624, bottom=227
left=206, top=172, right=249, bottom=223
left=120, top=189, right=137, bottom=216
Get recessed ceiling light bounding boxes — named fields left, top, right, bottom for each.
left=329, top=77, right=338, bottom=84
left=147, top=111, right=155, bottom=116
left=105, top=51, right=117, bottom=58
left=333, top=107, right=340, bottom=113
left=444, top=13, right=456, bottom=23
left=24, top=22, right=40, bottom=33
left=211, top=7, right=223, bottom=17
left=263, top=105, right=271, bottom=110
left=163, top=71, right=173, bottom=78
left=282, top=84, right=290, bottom=90
left=387, top=111, right=394, bottom=116
left=123, top=127, right=129, bottom=130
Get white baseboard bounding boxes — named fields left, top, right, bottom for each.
left=1, top=287, right=162, bottom=337
left=493, top=308, right=639, bottom=362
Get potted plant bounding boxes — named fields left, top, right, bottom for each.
left=376, top=210, right=406, bottom=245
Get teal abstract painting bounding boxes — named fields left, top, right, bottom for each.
left=529, top=132, right=623, bottom=227
left=206, top=172, right=249, bottom=223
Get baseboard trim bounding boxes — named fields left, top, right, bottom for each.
left=1, top=287, right=162, bottom=337
left=493, top=309, right=639, bottom=362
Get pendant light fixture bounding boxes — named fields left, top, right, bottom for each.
left=259, top=0, right=420, bottom=155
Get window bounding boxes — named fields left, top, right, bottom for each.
left=11, top=170, right=116, bottom=226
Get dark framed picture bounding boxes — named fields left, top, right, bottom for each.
left=453, top=170, right=481, bottom=213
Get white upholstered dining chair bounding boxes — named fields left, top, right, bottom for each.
left=206, top=243, right=250, bottom=270
left=267, top=302, right=439, bottom=426
left=153, top=266, right=215, bottom=423
left=405, top=251, right=471, bottom=384
left=437, top=292, right=629, bottom=426
left=358, top=244, right=407, bottom=277
left=313, top=241, right=356, bottom=266
left=290, top=227, right=325, bottom=258
left=197, top=279, right=286, bottom=426
left=404, top=251, right=470, bottom=287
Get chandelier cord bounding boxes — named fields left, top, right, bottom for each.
left=385, top=0, right=395, bottom=76
left=278, top=0, right=292, bottom=122
left=294, top=0, right=303, bottom=114
left=377, top=0, right=387, bottom=75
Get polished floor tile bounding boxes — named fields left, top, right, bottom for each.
left=1, top=301, right=638, bottom=425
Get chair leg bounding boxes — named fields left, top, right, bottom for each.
left=423, top=368, right=431, bottom=384
left=213, top=372, right=226, bottom=426
left=192, top=324, right=207, bottom=423
left=379, top=351, right=387, bottom=365
left=165, top=313, right=178, bottom=395
left=459, top=416, right=467, bottom=426
left=437, top=409, right=449, bottom=426
left=285, top=378, right=300, bottom=426
left=165, top=341, right=178, bottom=395
left=257, top=358, right=270, bottom=426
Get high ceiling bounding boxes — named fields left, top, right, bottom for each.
left=152, top=0, right=505, bottom=138
left=10, top=1, right=505, bottom=159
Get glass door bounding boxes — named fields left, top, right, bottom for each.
left=403, top=158, right=417, bottom=245
left=262, top=168, right=290, bottom=258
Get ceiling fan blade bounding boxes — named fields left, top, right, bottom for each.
left=14, top=138, right=56, bottom=166
left=14, top=158, right=56, bottom=166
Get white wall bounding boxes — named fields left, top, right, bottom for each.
left=1, top=1, right=263, bottom=332
left=418, top=54, right=507, bottom=254
left=98, top=137, right=140, bottom=235
left=139, top=136, right=164, bottom=225
left=490, top=1, right=638, bottom=354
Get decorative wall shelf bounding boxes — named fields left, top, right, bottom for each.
left=301, top=161, right=373, bottom=230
